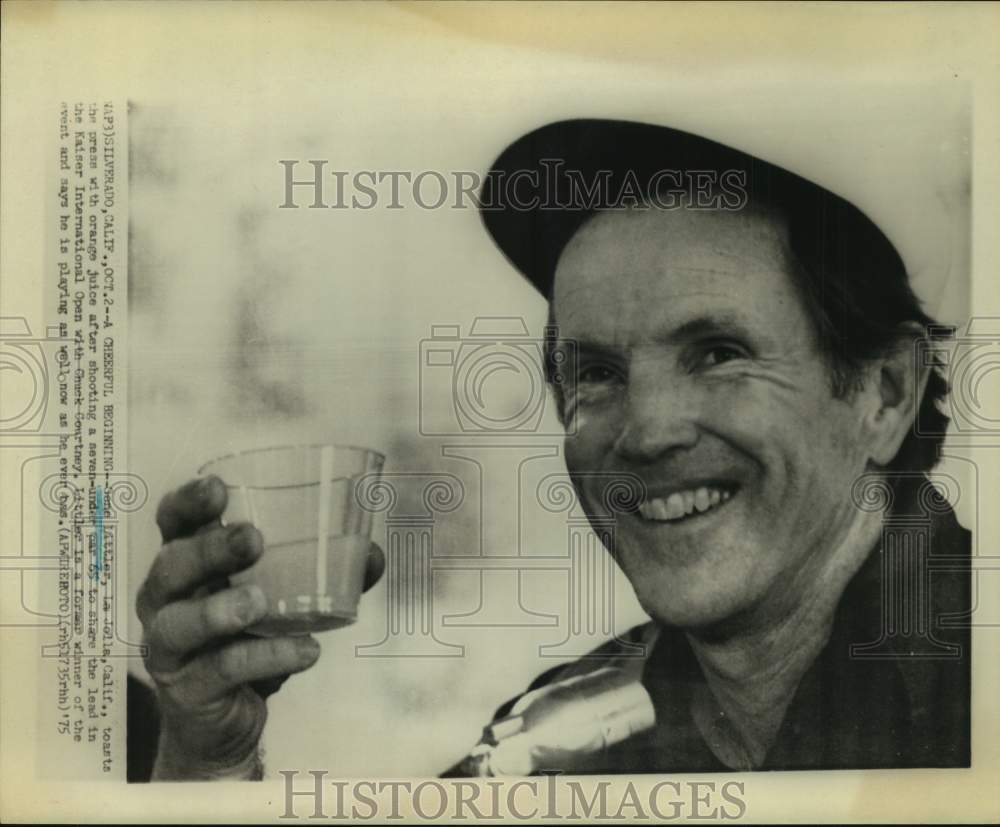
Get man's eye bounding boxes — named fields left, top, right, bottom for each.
left=578, top=364, right=622, bottom=385
left=697, top=343, right=748, bottom=369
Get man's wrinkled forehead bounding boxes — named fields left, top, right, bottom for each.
left=551, top=204, right=797, bottom=320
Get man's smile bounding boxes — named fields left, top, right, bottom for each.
left=635, top=484, right=737, bottom=523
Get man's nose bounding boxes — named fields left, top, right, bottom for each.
left=612, top=363, right=699, bottom=463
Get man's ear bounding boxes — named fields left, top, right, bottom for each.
left=864, top=323, right=930, bottom=466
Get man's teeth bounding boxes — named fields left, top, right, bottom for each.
left=637, top=487, right=732, bottom=522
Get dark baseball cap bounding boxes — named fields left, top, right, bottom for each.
left=478, top=118, right=905, bottom=302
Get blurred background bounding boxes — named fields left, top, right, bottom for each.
left=123, top=3, right=971, bottom=776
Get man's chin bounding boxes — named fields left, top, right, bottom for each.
left=638, top=594, right=745, bottom=631
left=609, top=522, right=768, bottom=629
left=621, top=559, right=759, bottom=631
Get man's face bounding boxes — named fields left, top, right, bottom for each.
left=552, top=206, right=878, bottom=630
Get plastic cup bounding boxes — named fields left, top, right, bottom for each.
left=198, top=444, right=385, bottom=636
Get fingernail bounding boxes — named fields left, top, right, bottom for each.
left=234, top=585, right=266, bottom=624
left=228, top=523, right=261, bottom=560
left=297, top=636, right=321, bottom=658
left=195, top=476, right=215, bottom=502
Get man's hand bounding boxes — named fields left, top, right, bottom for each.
left=137, top=475, right=384, bottom=780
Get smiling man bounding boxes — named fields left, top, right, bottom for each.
left=450, top=118, right=971, bottom=774
left=130, top=119, right=971, bottom=782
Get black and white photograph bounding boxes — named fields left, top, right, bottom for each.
left=1, top=2, right=998, bottom=823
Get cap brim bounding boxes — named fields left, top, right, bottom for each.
left=478, top=118, right=902, bottom=302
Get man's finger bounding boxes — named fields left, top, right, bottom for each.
left=136, top=523, right=262, bottom=624
left=250, top=674, right=291, bottom=699
left=363, top=542, right=385, bottom=592
left=145, top=585, right=269, bottom=671
left=155, top=635, right=322, bottom=706
left=156, top=476, right=228, bottom=543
